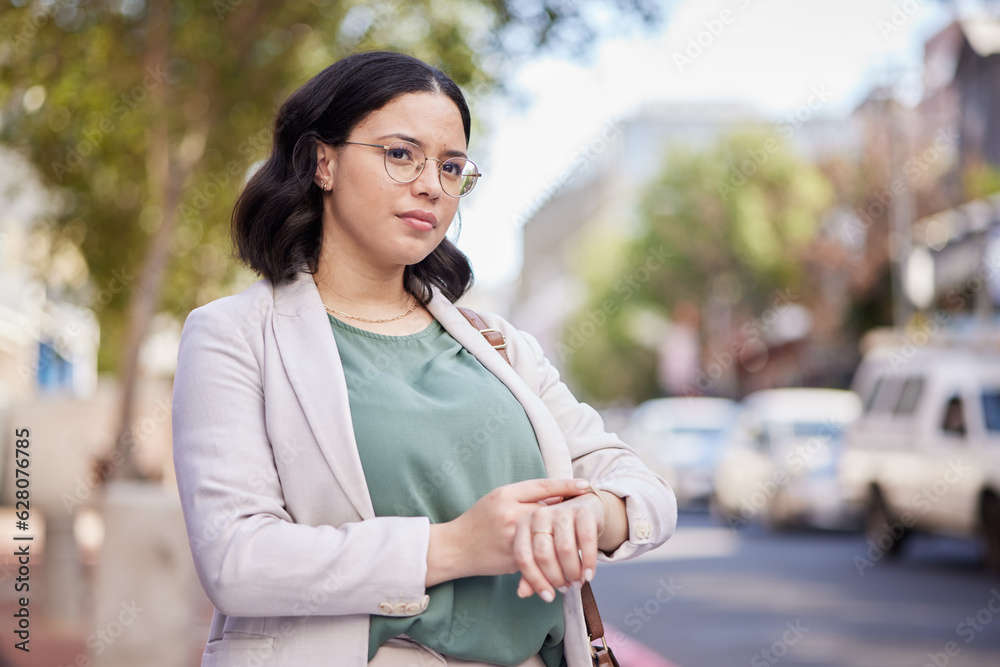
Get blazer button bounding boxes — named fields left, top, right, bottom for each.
left=393, top=602, right=408, bottom=615
left=420, top=595, right=430, bottom=610
left=635, top=521, right=652, bottom=540
left=405, top=602, right=421, bottom=615
left=378, top=602, right=394, bottom=615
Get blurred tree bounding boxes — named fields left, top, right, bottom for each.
left=0, top=0, right=660, bottom=478
left=563, top=131, right=833, bottom=403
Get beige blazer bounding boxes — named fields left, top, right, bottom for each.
left=172, top=271, right=677, bottom=667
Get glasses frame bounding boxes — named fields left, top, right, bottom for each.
left=342, top=140, right=481, bottom=198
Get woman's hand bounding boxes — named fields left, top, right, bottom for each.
left=512, top=491, right=608, bottom=602
left=426, top=478, right=591, bottom=588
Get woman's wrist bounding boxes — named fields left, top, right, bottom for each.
left=584, top=483, right=611, bottom=539
left=593, top=489, right=628, bottom=554
left=426, top=520, right=463, bottom=587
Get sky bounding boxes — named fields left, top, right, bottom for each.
left=458, top=0, right=956, bottom=292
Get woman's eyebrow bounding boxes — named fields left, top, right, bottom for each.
left=376, top=133, right=468, bottom=159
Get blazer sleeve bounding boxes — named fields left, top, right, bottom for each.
left=503, top=321, right=677, bottom=563
left=172, top=303, right=430, bottom=618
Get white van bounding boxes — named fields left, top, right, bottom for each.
left=840, top=337, right=1000, bottom=570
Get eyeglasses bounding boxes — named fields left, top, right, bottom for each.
left=343, top=139, right=481, bottom=198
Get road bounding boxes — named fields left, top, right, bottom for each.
left=591, top=510, right=1000, bottom=667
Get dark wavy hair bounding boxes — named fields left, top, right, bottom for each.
left=231, top=51, right=474, bottom=303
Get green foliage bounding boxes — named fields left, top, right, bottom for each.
left=564, top=130, right=834, bottom=403
left=963, top=161, right=1000, bottom=201
left=0, top=0, right=660, bottom=373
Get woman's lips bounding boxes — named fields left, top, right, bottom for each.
left=398, top=210, right=437, bottom=232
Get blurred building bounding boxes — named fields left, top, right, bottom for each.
left=510, top=101, right=862, bottom=392
left=0, top=246, right=100, bottom=401
left=910, top=192, right=1000, bottom=321
left=906, top=18, right=1000, bottom=324
left=923, top=18, right=1000, bottom=171
left=0, top=152, right=100, bottom=402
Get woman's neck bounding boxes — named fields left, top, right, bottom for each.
left=313, top=250, right=433, bottom=335
left=315, top=256, right=407, bottom=308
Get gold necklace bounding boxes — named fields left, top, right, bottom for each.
left=323, top=299, right=420, bottom=324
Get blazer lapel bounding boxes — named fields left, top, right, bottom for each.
left=428, top=291, right=574, bottom=479
left=271, top=272, right=376, bottom=520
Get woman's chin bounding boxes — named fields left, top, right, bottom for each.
left=391, top=238, right=449, bottom=267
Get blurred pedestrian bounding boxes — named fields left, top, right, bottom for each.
left=171, top=50, right=676, bottom=667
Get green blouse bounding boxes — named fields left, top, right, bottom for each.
left=328, top=314, right=566, bottom=667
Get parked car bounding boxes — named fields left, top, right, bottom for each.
left=623, top=397, right=737, bottom=507
left=713, top=388, right=862, bottom=530
left=840, top=341, right=1000, bottom=569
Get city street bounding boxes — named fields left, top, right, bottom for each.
left=593, top=511, right=1000, bottom=667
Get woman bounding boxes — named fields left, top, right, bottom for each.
left=172, top=51, right=676, bottom=667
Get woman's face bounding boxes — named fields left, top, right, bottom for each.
left=320, top=92, right=466, bottom=272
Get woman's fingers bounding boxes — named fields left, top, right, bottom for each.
left=508, top=478, right=590, bottom=504
left=514, top=494, right=607, bottom=599
left=514, top=511, right=572, bottom=602
left=575, top=494, right=602, bottom=582
left=517, top=574, right=533, bottom=598
left=529, top=514, right=572, bottom=594
left=551, top=511, right=583, bottom=584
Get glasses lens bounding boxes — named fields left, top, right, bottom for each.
left=383, top=140, right=479, bottom=197
left=384, top=141, right=423, bottom=183
left=441, top=158, right=479, bottom=197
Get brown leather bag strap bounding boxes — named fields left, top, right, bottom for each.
left=580, top=581, right=605, bottom=640
left=584, top=580, right=618, bottom=666
left=457, top=306, right=611, bottom=655
left=457, top=306, right=511, bottom=366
